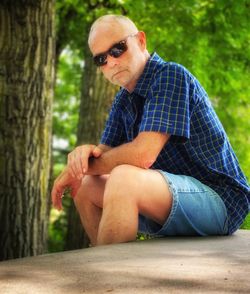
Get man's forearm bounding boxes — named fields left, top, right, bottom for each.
left=86, top=132, right=170, bottom=175
left=87, top=142, right=139, bottom=175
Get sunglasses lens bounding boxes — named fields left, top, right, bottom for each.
left=93, top=54, right=107, bottom=66
left=93, top=40, right=128, bottom=66
left=109, top=41, right=127, bottom=58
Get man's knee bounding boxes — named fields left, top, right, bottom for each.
left=76, top=176, right=95, bottom=195
left=106, top=164, right=139, bottom=188
left=103, top=164, right=141, bottom=205
left=81, top=175, right=98, bottom=189
left=74, top=175, right=107, bottom=207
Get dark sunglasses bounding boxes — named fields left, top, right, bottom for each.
left=93, top=34, right=137, bottom=67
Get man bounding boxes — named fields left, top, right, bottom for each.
left=51, top=15, right=250, bottom=246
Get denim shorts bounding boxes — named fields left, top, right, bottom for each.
left=138, top=171, right=229, bottom=236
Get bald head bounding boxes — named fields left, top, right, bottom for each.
left=88, top=15, right=150, bottom=92
left=88, top=15, right=139, bottom=49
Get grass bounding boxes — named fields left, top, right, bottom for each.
left=240, top=213, right=250, bottom=230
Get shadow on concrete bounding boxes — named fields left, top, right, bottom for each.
left=0, top=230, right=250, bottom=293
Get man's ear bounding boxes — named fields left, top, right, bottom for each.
left=137, top=31, right=147, bottom=50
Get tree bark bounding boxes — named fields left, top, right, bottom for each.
left=65, top=43, right=118, bottom=250
left=0, top=0, right=55, bottom=260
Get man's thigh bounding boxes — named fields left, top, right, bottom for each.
left=139, top=171, right=229, bottom=236
left=105, top=165, right=173, bottom=226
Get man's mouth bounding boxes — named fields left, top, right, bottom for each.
left=112, top=70, right=126, bottom=79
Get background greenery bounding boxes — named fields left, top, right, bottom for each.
left=49, top=0, right=250, bottom=252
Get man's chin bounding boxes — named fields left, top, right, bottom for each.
left=111, top=77, right=126, bottom=87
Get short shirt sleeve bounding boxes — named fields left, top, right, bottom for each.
left=100, top=97, right=126, bottom=147
left=139, top=63, right=191, bottom=142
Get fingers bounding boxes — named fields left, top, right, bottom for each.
left=51, top=184, right=63, bottom=211
left=93, top=146, right=103, bottom=158
left=51, top=168, right=70, bottom=210
left=68, top=148, right=84, bottom=179
left=51, top=166, right=83, bottom=210
left=67, top=145, right=97, bottom=179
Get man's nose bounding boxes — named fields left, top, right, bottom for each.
left=106, top=55, right=118, bottom=67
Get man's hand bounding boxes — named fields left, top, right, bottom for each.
left=51, top=167, right=82, bottom=210
left=67, top=144, right=103, bottom=179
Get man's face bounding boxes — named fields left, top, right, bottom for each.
left=89, top=24, right=147, bottom=93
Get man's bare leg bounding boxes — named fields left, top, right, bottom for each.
left=73, top=175, right=108, bottom=246
left=97, top=164, right=172, bottom=245
left=97, top=181, right=139, bottom=244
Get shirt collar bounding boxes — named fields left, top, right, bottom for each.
left=133, top=52, right=165, bottom=97
left=119, top=52, right=164, bottom=102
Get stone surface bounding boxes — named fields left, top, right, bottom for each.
left=0, top=230, right=250, bottom=293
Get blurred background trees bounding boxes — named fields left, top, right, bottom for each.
left=1, top=0, right=249, bottom=259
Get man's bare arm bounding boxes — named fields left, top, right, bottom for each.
left=86, top=132, right=170, bottom=175
left=51, top=143, right=112, bottom=210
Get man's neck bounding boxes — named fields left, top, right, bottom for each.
left=125, top=51, right=151, bottom=93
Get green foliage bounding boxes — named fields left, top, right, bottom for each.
left=50, top=49, right=82, bottom=250
left=48, top=208, right=68, bottom=252
left=241, top=214, right=250, bottom=230
left=53, top=49, right=82, bottom=151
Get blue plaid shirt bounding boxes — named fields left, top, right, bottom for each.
left=101, top=52, right=250, bottom=234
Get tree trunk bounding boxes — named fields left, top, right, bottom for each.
left=65, top=45, right=118, bottom=250
left=0, top=0, right=55, bottom=260
left=77, top=49, right=117, bottom=145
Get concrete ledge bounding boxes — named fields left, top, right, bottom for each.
left=0, top=230, right=250, bottom=293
